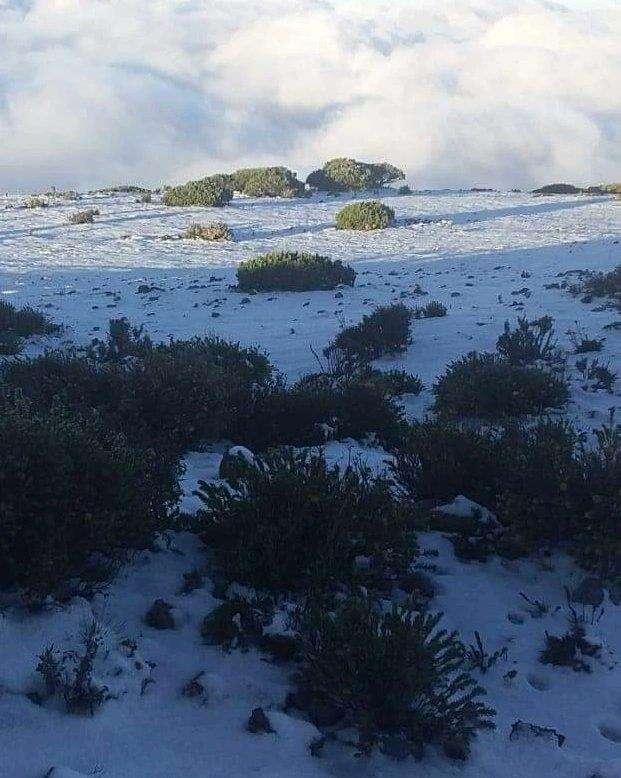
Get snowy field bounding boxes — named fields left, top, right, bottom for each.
left=1, top=190, right=621, bottom=778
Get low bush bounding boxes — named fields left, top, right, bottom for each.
left=183, top=222, right=233, bottom=241
left=0, top=300, right=56, bottom=354
left=335, top=201, right=395, bottom=231
left=23, top=196, right=48, bottom=208
left=580, top=265, right=621, bottom=299
left=414, top=301, right=447, bottom=319
left=237, top=251, right=355, bottom=292
left=326, top=303, right=413, bottom=363
left=532, top=183, right=583, bottom=195
left=163, top=176, right=233, bottom=207
left=496, top=316, right=557, bottom=365
left=0, top=393, right=178, bottom=595
left=295, top=594, right=494, bottom=758
left=193, top=449, right=415, bottom=594
left=201, top=597, right=273, bottom=651
left=433, top=352, right=569, bottom=419
left=231, top=167, right=305, bottom=198
left=68, top=209, right=99, bottom=224
left=307, top=158, right=405, bottom=192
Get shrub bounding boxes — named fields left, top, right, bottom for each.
left=236, top=251, right=355, bottom=292
left=0, top=299, right=56, bottom=354
left=231, top=167, right=305, bottom=198
left=570, top=331, right=604, bottom=354
left=163, top=176, right=233, bottom=207
left=540, top=625, right=598, bottom=672
left=398, top=185, right=412, bottom=195
left=414, top=301, right=447, bottom=319
left=327, top=304, right=413, bottom=363
left=201, top=597, right=273, bottom=651
left=581, top=265, right=621, bottom=299
left=183, top=222, right=233, bottom=241
left=0, top=393, right=178, bottom=594
left=532, top=184, right=582, bottom=195
left=237, top=370, right=408, bottom=449
left=23, top=196, right=48, bottom=208
left=295, top=594, right=494, bottom=758
left=433, top=352, right=569, bottom=419
left=307, top=158, right=405, bottom=192
left=335, top=201, right=395, bottom=231
left=496, top=316, right=557, bottom=365
left=193, top=449, right=414, bottom=594
left=68, top=209, right=99, bottom=224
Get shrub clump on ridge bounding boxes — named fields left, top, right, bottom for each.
left=183, top=222, right=233, bottom=241
left=433, top=352, right=569, bottom=419
left=236, top=251, right=355, bottom=292
left=68, top=209, right=99, bottom=224
left=163, top=176, right=233, bottom=207
left=307, top=158, right=404, bottom=192
left=231, top=167, right=305, bottom=198
left=335, top=201, right=395, bottom=231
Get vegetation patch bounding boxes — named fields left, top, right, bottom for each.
left=0, top=300, right=57, bottom=355
left=307, top=158, right=404, bottom=192
left=68, top=209, right=99, bottom=224
left=326, top=303, right=413, bottom=363
left=231, top=167, right=305, bottom=198
left=163, top=176, right=233, bottom=207
left=236, top=251, right=355, bottom=292
left=335, top=200, right=395, bottom=231
left=183, top=222, right=233, bottom=241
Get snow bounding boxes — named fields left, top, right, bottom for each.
left=0, top=189, right=620, bottom=777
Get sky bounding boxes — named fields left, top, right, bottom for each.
left=1, top=0, right=620, bottom=192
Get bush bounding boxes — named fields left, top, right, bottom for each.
left=0, top=394, right=178, bottom=595
left=0, top=299, right=56, bottom=354
left=231, top=167, right=305, bottom=198
left=496, top=316, right=557, bottom=365
left=307, top=158, right=405, bottom=192
left=237, top=369, right=408, bottom=450
left=2, top=322, right=273, bottom=453
left=398, top=185, right=412, bottom=195
left=433, top=352, right=569, bottom=419
left=326, top=304, right=413, bottom=363
left=236, top=251, right=355, bottom=292
left=163, top=176, right=233, bottom=207
left=414, top=301, right=447, bottom=319
left=335, top=201, right=395, bottom=231
left=183, top=222, right=233, bottom=241
left=68, top=209, right=99, bottom=224
left=295, top=594, right=494, bottom=758
left=532, top=184, right=582, bottom=195
left=23, top=196, right=48, bottom=209
left=193, top=449, right=415, bottom=594
left=581, top=265, right=621, bottom=299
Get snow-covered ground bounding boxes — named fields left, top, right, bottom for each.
left=1, top=190, right=620, bottom=778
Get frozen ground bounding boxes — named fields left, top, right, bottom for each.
left=0, top=190, right=620, bottom=777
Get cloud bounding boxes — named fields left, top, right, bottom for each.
left=0, top=0, right=619, bottom=191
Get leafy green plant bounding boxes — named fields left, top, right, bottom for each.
left=433, top=352, right=569, bottom=419
left=307, top=158, right=404, bottom=192
left=580, top=265, right=621, bottom=299
left=335, top=200, right=395, bottom=231
left=193, top=449, right=414, bottom=595
left=163, top=176, right=233, bottom=207
left=496, top=316, right=558, bottom=365
left=295, top=594, right=495, bottom=758
left=183, top=222, right=232, bottom=241
left=237, top=251, right=355, bottom=292
left=231, top=167, right=305, bottom=198
left=326, top=304, right=413, bottom=364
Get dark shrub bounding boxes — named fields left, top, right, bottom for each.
left=183, top=222, right=232, bottom=241
left=231, top=167, right=305, bottom=198
left=581, top=265, right=621, bottom=299
left=335, top=201, right=395, bottom=231
left=307, top=158, right=404, bottom=192
left=201, top=597, right=273, bottom=651
left=237, top=251, right=355, bottom=292
left=327, top=304, right=413, bottom=363
left=0, top=300, right=56, bottom=354
left=193, top=449, right=415, bottom=594
left=0, top=394, right=178, bottom=594
left=237, top=370, right=408, bottom=450
left=496, top=316, right=557, bottom=365
left=540, top=625, right=599, bottom=672
left=433, top=352, right=569, bottom=419
left=68, top=209, right=99, bottom=224
left=532, top=184, right=582, bottom=195
left=415, top=301, right=447, bottom=319
left=163, top=176, right=233, bottom=207
left=295, top=594, right=494, bottom=758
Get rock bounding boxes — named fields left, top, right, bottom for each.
left=219, top=445, right=256, bottom=480
left=247, top=707, right=274, bottom=734
left=572, top=577, right=604, bottom=608
left=182, top=672, right=206, bottom=699
left=144, top=599, right=175, bottom=630
left=510, top=720, right=565, bottom=748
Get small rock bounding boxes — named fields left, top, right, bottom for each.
left=247, top=707, right=274, bottom=734
left=144, top=599, right=175, bottom=630
left=510, top=720, right=565, bottom=748
left=182, top=672, right=205, bottom=699
left=219, top=446, right=256, bottom=480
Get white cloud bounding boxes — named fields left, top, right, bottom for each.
left=0, top=0, right=619, bottom=191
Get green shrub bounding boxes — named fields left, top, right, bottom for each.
left=532, top=183, right=582, bottom=195
left=496, top=316, right=557, bottom=365
left=237, top=370, right=408, bottom=449
left=201, top=597, right=273, bottom=651
left=433, top=352, right=569, bottom=419
left=68, top=209, right=99, bottom=224
left=236, top=251, right=355, bottom=292
left=163, top=176, right=233, bottom=207
left=295, top=594, right=494, bottom=758
left=0, top=299, right=56, bottom=354
left=600, top=183, right=621, bottom=194
left=335, top=201, right=395, bottom=231
left=0, top=393, right=178, bottom=595
left=581, top=266, right=621, bottom=299
left=398, top=185, right=412, bottom=195
left=231, top=167, right=305, bottom=198
left=23, top=196, right=48, bottom=209
left=415, top=301, right=447, bottom=319
left=307, top=158, right=405, bottom=192
left=183, top=222, right=233, bottom=241
left=326, top=304, right=413, bottom=363
left=193, top=449, right=414, bottom=594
